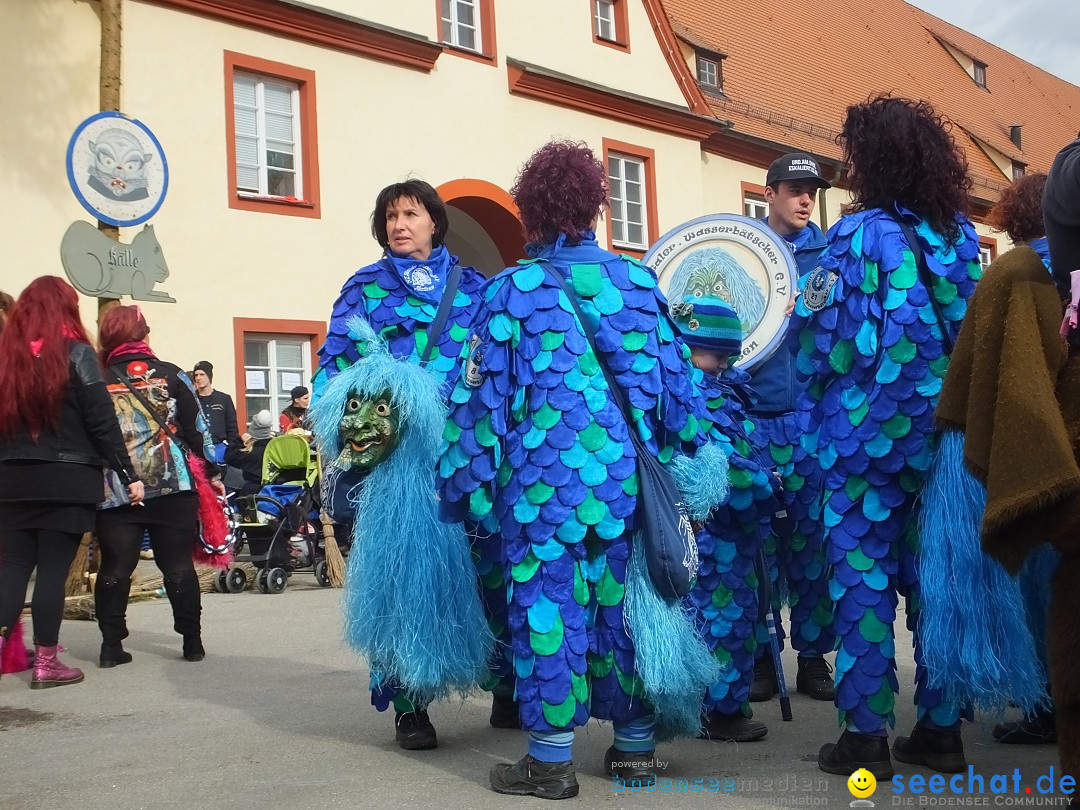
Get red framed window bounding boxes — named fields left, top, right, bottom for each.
left=233, top=318, right=326, bottom=428
left=978, top=236, right=997, bottom=270
left=439, top=0, right=497, bottom=65
left=224, top=51, right=320, bottom=218
left=592, top=0, right=630, bottom=52
left=602, top=138, right=658, bottom=259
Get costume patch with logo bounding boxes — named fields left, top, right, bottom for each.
left=802, top=266, right=838, bottom=312
left=403, top=265, right=437, bottom=293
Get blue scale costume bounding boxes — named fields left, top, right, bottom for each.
left=792, top=204, right=981, bottom=734
left=313, top=246, right=513, bottom=710
left=437, top=234, right=721, bottom=737
left=688, top=366, right=779, bottom=717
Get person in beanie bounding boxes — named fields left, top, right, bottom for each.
left=225, top=410, right=275, bottom=496
left=191, top=360, right=239, bottom=455
left=672, top=294, right=778, bottom=743
left=279, top=386, right=310, bottom=433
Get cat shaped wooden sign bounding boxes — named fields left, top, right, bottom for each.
left=66, top=112, right=168, bottom=227
left=60, top=220, right=176, bottom=303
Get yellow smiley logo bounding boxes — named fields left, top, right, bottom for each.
left=848, top=768, right=877, bottom=798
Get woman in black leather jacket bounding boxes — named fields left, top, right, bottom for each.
left=0, top=277, right=143, bottom=689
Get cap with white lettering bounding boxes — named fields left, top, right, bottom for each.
left=766, top=152, right=832, bottom=189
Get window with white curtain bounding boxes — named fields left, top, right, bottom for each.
left=608, top=153, right=648, bottom=249
left=233, top=73, right=302, bottom=199
left=594, top=0, right=616, bottom=41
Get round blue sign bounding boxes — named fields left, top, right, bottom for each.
left=66, top=111, right=169, bottom=227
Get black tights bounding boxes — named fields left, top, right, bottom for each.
left=0, top=528, right=81, bottom=646
left=96, top=511, right=201, bottom=644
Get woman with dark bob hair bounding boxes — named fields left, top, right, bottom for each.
left=95, top=305, right=222, bottom=667
left=438, top=141, right=727, bottom=798
left=790, top=96, right=982, bottom=778
left=313, top=179, right=512, bottom=750
left=0, top=277, right=142, bottom=689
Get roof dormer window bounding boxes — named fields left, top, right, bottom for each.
left=973, top=60, right=987, bottom=89
left=695, top=51, right=725, bottom=95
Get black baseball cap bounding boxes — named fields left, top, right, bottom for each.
left=766, top=152, right=831, bottom=189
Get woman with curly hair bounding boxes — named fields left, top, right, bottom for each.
left=438, top=141, right=727, bottom=799
left=0, top=278, right=142, bottom=689
left=790, top=96, right=983, bottom=778
left=989, top=172, right=1050, bottom=263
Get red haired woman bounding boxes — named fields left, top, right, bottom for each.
left=0, top=277, right=142, bottom=689
left=94, top=305, right=222, bottom=667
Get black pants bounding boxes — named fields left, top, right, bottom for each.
left=95, top=496, right=201, bottom=645
left=0, top=528, right=81, bottom=646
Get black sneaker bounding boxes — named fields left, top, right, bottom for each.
left=99, top=643, right=132, bottom=669
left=796, top=656, right=836, bottom=701
left=489, top=693, right=521, bottom=729
left=992, top=708, right=1056, bottom=744
left=699, top=712, right=768, bottom=742
left=818, top=729, right=894, bottom=780
left=892, top=724, right=966, bottom=774
left=749, top=655, right=778, bottom=702
left=395, top=710, right=438, bottom=751
left=603, top=746, right=658, bottom=786
left=490, top=754, right=579, bottom=799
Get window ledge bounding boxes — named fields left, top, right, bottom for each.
left=594, top=34, right=630, bottom=53
left=236, top=192, right=316, bottom=208
left=613, top=244, right=647, bottom=259
left=441, top=43, right=496, bottom=65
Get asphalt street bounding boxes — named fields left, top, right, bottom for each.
left=0, top=570, right=1065, bottom=810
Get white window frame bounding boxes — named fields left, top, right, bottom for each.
left=973, top=61, right=987, bottom=88
left=441, top=0, right=482, bottom=53
left=744, top=194, right=768, bottom=220
left=243, top=334, right=312, bottom=421
left=608, top=153, right=648, bottom=250
left=594, top=0, right=616, bottom=42
left=697, top=55, right=719, bottom=87
left=233, top=73, right=303, bottom=200
left=979, top=245, right=994, bottom=270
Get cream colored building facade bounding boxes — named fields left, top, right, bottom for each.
left=3, top=0, right=999, bottom=425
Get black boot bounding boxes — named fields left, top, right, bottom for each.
left=99, top=642, right=132, bottom=668
left=796, top=656, right=836, bottom=701
left=603, top=746, right=658, bottom=786
left=699, top=711, right=768, bottom=742
left=395, top=710, right=438, bottom=750
left=749, top=654, right=778, bottom=702
left=163, top=570, right=202, bottom=659
left=489, top=692, right=520, bottom=729
left=892, top=724, right=967, bottom=773
left=95, top=574, right=131, bottom=658
left=992, top=707, right=1056, bottom=744
left=818, top=729, right=894, bottom=779
left=490, top=755, right=578, bottom=799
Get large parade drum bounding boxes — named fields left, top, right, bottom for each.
left=643, top=214, right=797, bottom=371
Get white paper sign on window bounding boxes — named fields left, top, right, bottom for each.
left=280, top=371, right=303, bottom=391
left=245, top=370, right=267, bottom=391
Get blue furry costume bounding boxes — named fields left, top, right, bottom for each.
left=313, top=252, right=513, bottom=709
left=792, top=204, right=981, bottom=734
left=437, top=234, right=727, bottom=741
left=687, top=366, right=779, bottom=717
left=309, top=319, right=493, bottom=705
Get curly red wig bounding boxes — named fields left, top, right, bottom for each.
left=988, top=173, right=1048, bottom=244
left=0, top=277, right=91, bottom=438
left=98, top=305, right=150, bottom=364
left=511, top=140, right=608, bottom=244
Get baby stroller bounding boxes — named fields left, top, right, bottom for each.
left=214, top=433, right=333, bottom=594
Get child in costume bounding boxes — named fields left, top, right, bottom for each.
left=313, top=180, right=513, bottom=748
left=309, top=318, right=494, bottom=748
left=792, top=97, right=982, bottom=779
left=438, top=141, right=727, bottom=800
left=671, top=295, right=778, bottom=743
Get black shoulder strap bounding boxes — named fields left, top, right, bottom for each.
left=109, top=365, right=190, bottom=459
left=888, top=215, right=955, bottom=356
left=420, top=262, right=464, bottom=366
left=537, top=262, right=638, bottom=435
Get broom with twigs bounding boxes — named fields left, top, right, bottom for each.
left=316, top=451, right=347, bottom=588
left=64, top=532, right=94, bottom=597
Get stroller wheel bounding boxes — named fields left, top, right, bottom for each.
left=213, top=570, right=229, bottom=593
left=256, top=568, right=270, bottom=594
left=314, top=560, right=331, bottom=587
left=225, top=567, right=248, bottom=594
left=266, top=567, right=288, bottom=594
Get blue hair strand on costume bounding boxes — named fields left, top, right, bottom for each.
left=308, top=316, right=494, bottom=702
left=917, top=430, right=1047, bottom=715
left=668, top=442, right=730, bottom=522
left=624, top=531, right=721, bottom=741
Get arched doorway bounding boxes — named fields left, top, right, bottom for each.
left=437, top=179, right=524, bottom=277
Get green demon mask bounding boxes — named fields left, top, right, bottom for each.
left=336, top=390, right=401, bottom=470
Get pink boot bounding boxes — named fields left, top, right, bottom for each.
left=31, top=644, right=84, bottom=689
left=1, top=619, right=31, bottom=674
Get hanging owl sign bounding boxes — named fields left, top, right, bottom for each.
left=644, top=213, right=797, bottom=371
left=66, top=112, right=169, bottom=228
